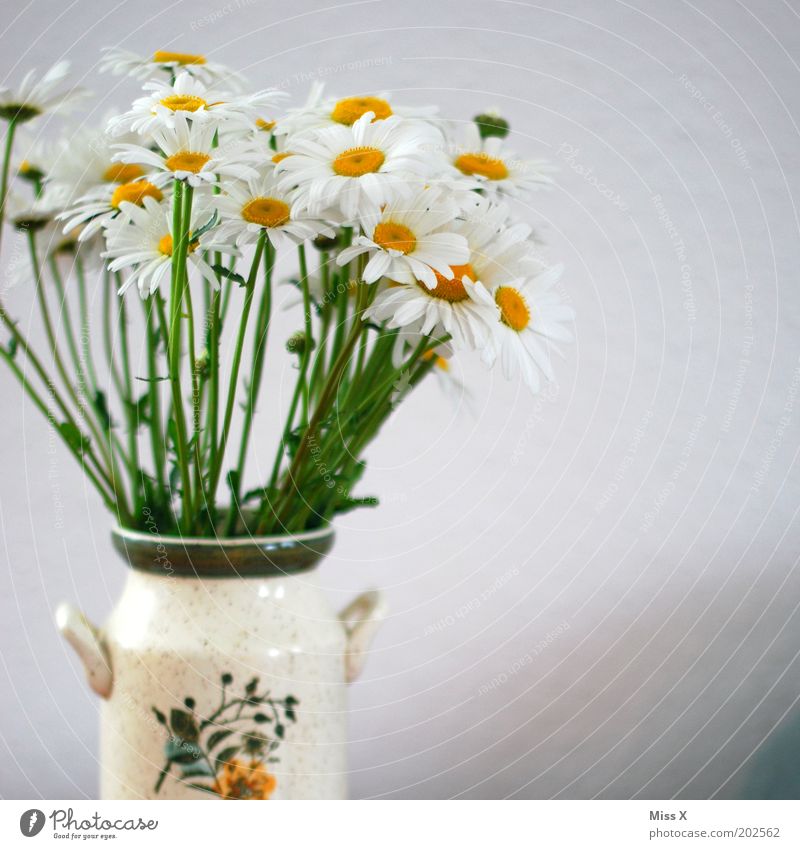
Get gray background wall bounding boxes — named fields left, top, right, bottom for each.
left=1, top=0, right=800, bottom=799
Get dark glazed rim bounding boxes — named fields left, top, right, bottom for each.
left=111, top=525, right=335, bottom=579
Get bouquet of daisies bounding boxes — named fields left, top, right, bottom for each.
left=0, top=50, right=573, bottom=537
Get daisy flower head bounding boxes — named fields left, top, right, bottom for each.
left=336, top=188, right=469, bottom=288
left=277, top=82, right=438, bottom=136
left=108, top=72, right=286, bottom=136
left=99, top=47, right=245, bottom=89
left=102, top=194, right=235, bottom=297
left=364, top=261, right=498, bottom=351
left=214, top=170, right=335, bottom=250
left=483, top=263, right=574, bottom=393
left=59, top=176, right=165, bottom=241
left=447, top=122, right=554, bottom=198
left=453, top=195, right=541, bottom=287
left=0, top=62, right=85, bottom=124
left=112, top=115, right=258, bottom=188
left=276, top=112, right=438, bottom=220
left=44, top=122, right=149, bottom=208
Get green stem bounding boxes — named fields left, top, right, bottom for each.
left=117, top=286, right=142, bottom=514
left=166, top=180, right=194, bottom=532
left=206, top=231, right=266, bottom=509
left=224, top=240, right=274, bottom=535
left=0, top=117, right=18, bottom=257
left=143, top=296, right=167, bottom=499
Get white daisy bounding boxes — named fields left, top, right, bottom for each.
left=214, top=171, right=334, bottom=250
left=99, top=48, right=245, bottom=89
left=364, top=263, right=498, bottom=351
left=483, top=264, right=574, bottom=393
left=102, top=194, right=235, bottom=297
left=14, top=131, right=53, bottom=189
left=0, top=61, right=85, bottom=124
left=454, top=196, right=540, bottom=286
left=108, top=72, right=285, bottom=136
left=44, top=123, right=149, bottom=207
left=277, top=83, right=438, bottom=136
left=447, top=122, right=553, bottom=197
left=59, top=178, right=165, bottom=240
left=276, top=112, right=437, bottom=220
left=336, top=188, right=468, bottom=287
left=112, top=115, right=257, bottom=188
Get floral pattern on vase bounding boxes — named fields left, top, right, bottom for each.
left=152, top=672, right=299, bottom=799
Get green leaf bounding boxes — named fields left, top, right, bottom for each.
left=253, top=713, right=269, bottom=724
left=169, top=708, right=199, bottom=742
left=94, top=390, right=113, bottom=431
left=57, top=421, right=90, bottom=455
left=165, top=738, right=202, bottom=764
left=285, top=707, right=296, bottom=723
left=226, top=469, right=240, bottom=502
left=189, top=209, right=219, bottom=242
left=245, top=677, right=259, bottom=695
left=274, top=723, right=285, bottom=739
left=211, top=264, right=246, bottom=287
left=206, top=728, right=235, bottom=751
left=178, top=758, right=214, bottom=779
left=215, top=744, right=241, bottom=766
left=186, top=782, right=220, bottom=796
left=152, top=707, right=168, bottom=727
left=7, top=336, right=17, bottom=359
left=335, top=495, right=379, bottom=515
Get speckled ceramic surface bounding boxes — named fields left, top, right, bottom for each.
left=57, top=526, right=385, bottom=800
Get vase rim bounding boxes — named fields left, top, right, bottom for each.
left=111, top=524, right=335, bottom=579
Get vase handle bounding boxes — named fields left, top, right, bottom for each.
left=339, top=590, right=386, bottom=684
left=56, top=602, right=113, bottom=699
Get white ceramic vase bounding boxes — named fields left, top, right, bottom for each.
left=56, top=526, right=385, bottom=800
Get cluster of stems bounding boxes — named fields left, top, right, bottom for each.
left=0, top=121, right=444, bottom=537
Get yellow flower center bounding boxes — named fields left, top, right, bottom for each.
left=19, top=159, right=31, bottom=173
left=271, top=151, right=292, bottom=164
left=495, top=285, right=530, bottom=331
left=330, top=96, right=393, bottom=125
left=110, top=180, right=163, bottom=209
left=158, top=233, right=199, bottom=256
left=158, top=234, right=174, bottom=256
left=422, top=349, right=449, bottom=371
left=332, top=146, right=385, bottom=177
left=241, top=197, right=291, bottom=228
left=159, top=94, right=207, bottom=113
left=420, top=263, right=476, bottom=303
left=455, top=152, right=509, bottom=181
left=373, top=221, right=416, bottom=254
left=164, top=151, right=211, bottom=174
left=102, top=163, right=145, bottom=183
left=256, top=118, right=276, bottom=131
left=153, top=51, right=206, bottom=66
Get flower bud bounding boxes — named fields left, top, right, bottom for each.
left=474, top=112, right=510, bottom=139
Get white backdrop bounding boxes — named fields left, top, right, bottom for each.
left=1, top=0, right=800, bottom=799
